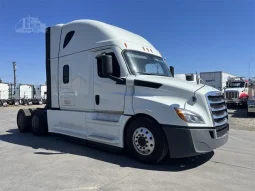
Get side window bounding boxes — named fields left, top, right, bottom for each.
left=63, top=31, right=75, bottom=49
left=63, top=65, right=69, bottom=84
left=245, top=83, right=248, bottom=88
left=97, top=53, right=120, bottom=78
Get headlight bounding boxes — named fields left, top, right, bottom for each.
left=174, top=108, right=205, bottom=124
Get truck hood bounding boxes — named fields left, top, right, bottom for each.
left=134, top=75, right=218, bottom=95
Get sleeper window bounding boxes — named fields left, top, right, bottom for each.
left=63, top=31, right=75, bottom=49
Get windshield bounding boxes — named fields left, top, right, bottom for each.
left=228, top=82, right=245, bottom=88
left=123, top=50, right=172, bottom=77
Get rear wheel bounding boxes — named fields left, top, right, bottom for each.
left=125, top=117, right=168, bottom=163
left=17, top=109, right=32, bottom=133
left=31, top=110, right=48, bottom=136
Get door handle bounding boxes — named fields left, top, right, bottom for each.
left=95, top=95, right=100, bottom=105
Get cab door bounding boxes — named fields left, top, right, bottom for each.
left=93, top=49, right=126, bottom=113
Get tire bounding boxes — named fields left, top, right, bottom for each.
left=29, top=108, right=37, bottom=115
left=125, top=117, right=168, bottom=163
left=242, top=103, right=248, bottom=109
left=31, top=110, right=48, bottom=136
left=17, top=109, right=32, bottom=133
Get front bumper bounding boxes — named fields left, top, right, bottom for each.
left=248, top=100, right=255, bottom=113
left=162, top=124, right=229, bottom=158
left=225, top=99, right=246, bottom=104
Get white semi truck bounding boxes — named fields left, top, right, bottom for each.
left=16, top=20, right=229, bottom=163
left=224, top=77, right=249, bottom=106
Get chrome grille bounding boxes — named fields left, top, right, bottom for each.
left=207, top=92, right=229, bottom=138
left=225, top=91, right=239, bottom=99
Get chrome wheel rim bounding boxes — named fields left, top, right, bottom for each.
left=132, top=127, right=155, bottom=156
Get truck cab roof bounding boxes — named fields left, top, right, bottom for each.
left=50, top=20, right=161, bottom=58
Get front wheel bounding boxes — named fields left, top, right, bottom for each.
left=125, top=117, right=168, bottom=163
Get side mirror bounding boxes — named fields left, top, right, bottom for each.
left=98, top=55, right=113, bottom=77
left=186, top=74, right=194, bottom=81
left=170, top=66, right=174, bottom=77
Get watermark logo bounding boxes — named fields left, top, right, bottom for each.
left=15, top=16, right=46, bottom=33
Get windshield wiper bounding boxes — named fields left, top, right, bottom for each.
left=136, top=72, right=154, bottom=75
left=136, top=72, right=168, bottom=76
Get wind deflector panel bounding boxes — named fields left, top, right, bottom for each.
left=45, top=27, right=51, bottom=108
left=63, top=31, right=75, bottom=48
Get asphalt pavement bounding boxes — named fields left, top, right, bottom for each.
left=0, top=106, right=254, bottom=191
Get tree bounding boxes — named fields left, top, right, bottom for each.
left=0, top=78, right=2, bottom=83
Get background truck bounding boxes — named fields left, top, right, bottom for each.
left=200, top=71, right=236, bottom=92
left=16, top=19, right=229, bottom=163
left=224, top=77, right=249, bottom=107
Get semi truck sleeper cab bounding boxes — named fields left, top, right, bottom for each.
left=17, top=20, right=229, bottom=163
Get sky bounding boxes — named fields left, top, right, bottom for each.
left=0, top=0, right=254, bottom=84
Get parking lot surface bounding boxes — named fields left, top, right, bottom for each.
left=0, top=106, right=254, bottom=191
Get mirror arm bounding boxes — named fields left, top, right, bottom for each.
left=108, top=75, right=126, bottom=85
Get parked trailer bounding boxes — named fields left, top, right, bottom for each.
left=14, top=84, right=34, bottom=105
left=200, top=71, right=236, bottom=93
left=0, top=83, right=9, bottom=106
left=17, top=20, right=229, bottom=163
left=33, top=85, right=47, bottom=104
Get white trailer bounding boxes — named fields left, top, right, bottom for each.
left=14, top=84, right=34, bottom=105
left=0, top=83, right=9, bottom=106
left=0, top=83, right=9, bottom=100
left=16, top=20, right=229, bottom=163
left=33, top=85, right=47, bottom=104
left=200, top=71, right=236, bottom=92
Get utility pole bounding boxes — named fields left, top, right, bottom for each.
left=12, top=62, right=17, bottom=88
